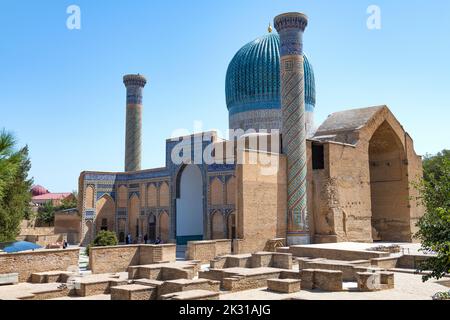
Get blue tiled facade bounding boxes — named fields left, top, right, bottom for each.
left=80, top=134, right=236, bottom=245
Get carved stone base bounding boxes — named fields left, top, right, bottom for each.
left=287, top=234, right=311, bottom=246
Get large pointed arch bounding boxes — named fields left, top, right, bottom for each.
left=85, top=185, right=95, bottom=209
left=210, top=177, right=224, bottom=205
left=175, top=164, right=204, bottom=244
left=159, top=211, right=170, bottom=242
left=211, top=210, right=225, bottom=239
left=159, top=182, right=170, bottom=207
left=128, top=194, right=140, bottom=241
left=369, top=120, right=410, bottom=241
left=95, top=194, right=115, bottom=233
left=147, top=184, right=157, bottom=207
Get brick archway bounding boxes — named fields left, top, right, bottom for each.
left=369, top=121, right=410, bottom=242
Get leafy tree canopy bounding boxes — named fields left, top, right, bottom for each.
left=415, top=149, right=450, bottom=281
left=0, top=129, right=33, bottom=242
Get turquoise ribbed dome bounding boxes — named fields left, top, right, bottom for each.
left=226, top=33, right=315, bottom=116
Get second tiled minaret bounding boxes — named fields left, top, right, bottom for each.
left=123, top=74, right=147, bottom=172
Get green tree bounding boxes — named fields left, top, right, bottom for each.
left=415, top=150, right=450, bottom=281
left=36, top=201, right=56, bottom=226
left=86, top=230, right=118, bottom=256
left=0, top=130, right=33, bottom=242
left=59, top=192, right=78, bottom=210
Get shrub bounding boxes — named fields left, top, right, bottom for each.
left=432, top=291, right=450, bottom=301
left=85, top=230, right=118, bottom=256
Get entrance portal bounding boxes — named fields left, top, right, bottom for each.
left=369, top=121, right=410, bottom=242
left=175, top=164, right=204, bottom=245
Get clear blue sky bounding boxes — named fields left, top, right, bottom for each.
left=1, top=0, right=449, bottom=192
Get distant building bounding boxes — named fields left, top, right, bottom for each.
left=54, top=208, right=81, bottom=244
left=30, top=185, right=74, bottom=207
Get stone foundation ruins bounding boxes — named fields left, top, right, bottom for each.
left=0, top=240, right=445, bottom=300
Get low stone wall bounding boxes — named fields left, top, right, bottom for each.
left=89, top=244, right=176, bottom=274
left=289, top=246, right=389, bottom=261
left=0, top=248, right=79, bottom=282
left=396, top=255, right=431, bottom=269
left=210, top=252, right=293, bottom=270
left=186, top=240, right=232, bottom=262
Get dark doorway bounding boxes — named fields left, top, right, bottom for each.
left=312, top=144, right=325, bottom=170
left=148, top=215, right=156, bottom=242
left=100, top=218, right=108, bottom=231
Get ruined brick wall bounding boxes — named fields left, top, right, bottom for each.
left=54, top=213, right=81, bottom=235
left=405, top=133, right=424, bottom=241
left=0, top=248, right=79, bottom=282
left=236, top=150, right=287, bottom=253
left=310, top=106, right=424, bottom=243
left=311, top=140, right=372, bottom=243
left=327, top=142, right=373, bottom=242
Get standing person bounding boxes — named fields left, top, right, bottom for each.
left=63, top=240, right=68, bottom=249
left=143, top=234, right=148, bottom=244
left=155, top=236, right=162, bottom=245
left=126, top=233, right=131, bottom=245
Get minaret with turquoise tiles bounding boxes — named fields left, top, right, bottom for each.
left=274, top=12, right=310, bottom=245
left=123, top=74, right=147, bottom=172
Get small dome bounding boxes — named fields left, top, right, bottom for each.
left=31, top=185, right=49, bottom=196
left=226, top=33, right=316, bottom=116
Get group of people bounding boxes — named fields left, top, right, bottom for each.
left=125, top=233, right=162, bottom=245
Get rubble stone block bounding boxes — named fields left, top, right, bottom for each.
left=300, top=269, right=315, bottom=290
left=161, top=289, right=219, bottom=300
left=379, top=272, right=395, bottom=289
left=267, top=278, right=301, bottom=293
left=272, top=253, right=293, bottom=269
left=356, top=272, right=382, bottom=292
left=314, top=270, right=343, bottom=292
left=279, top=270, right=302, bottom=280
left=251, top=252, right=273, bottom=268
left=111, top=284, right=154, bottom=300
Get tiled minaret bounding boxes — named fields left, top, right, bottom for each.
left=274, top=12, right=310, bottom=245
left=123, top=74, right=147, bottom=172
